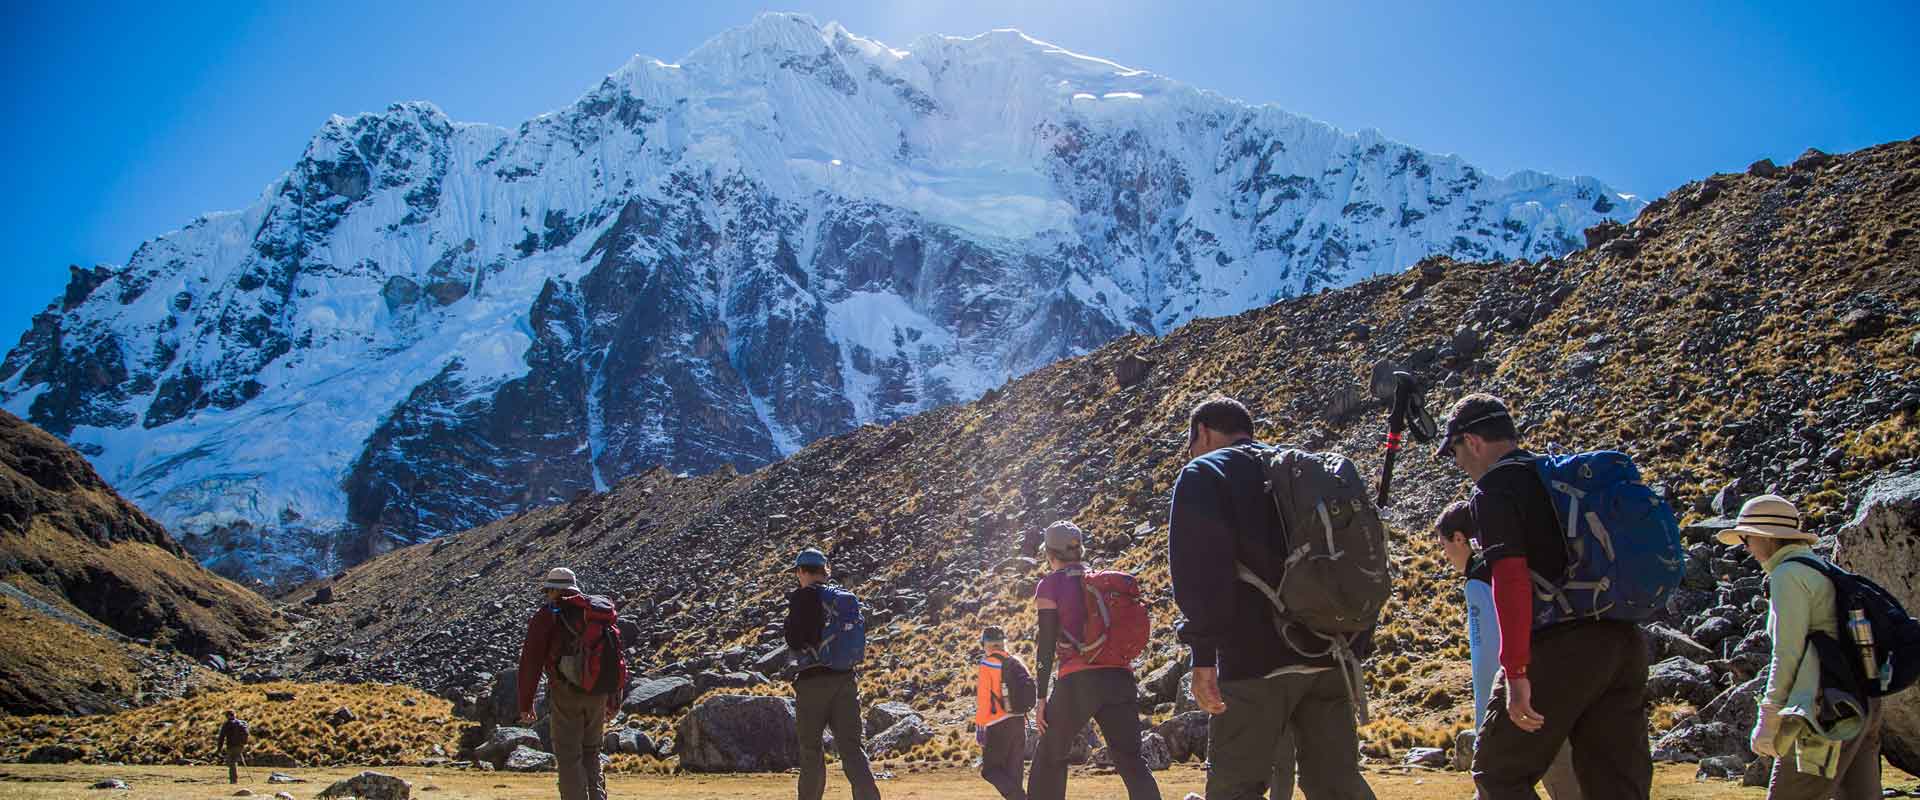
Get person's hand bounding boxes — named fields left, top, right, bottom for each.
left=1750, top=703, right=1783, bottom=757
left=518, top=710, right=536, bottom=725
left=1505, top=675, right=1544, bottom=733
left=1034, top=699, right=1048, bottom=734
left=1190, top=667, right=1228, bottom=715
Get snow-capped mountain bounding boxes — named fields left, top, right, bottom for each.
left=0, top=14, right=1642, bottom=586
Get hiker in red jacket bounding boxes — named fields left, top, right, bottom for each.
left=517, top=567, right=624, bottom=800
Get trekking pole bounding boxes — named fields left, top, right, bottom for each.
left=1375, top=372, right=1416, bottom=508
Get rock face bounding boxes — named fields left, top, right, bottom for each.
left=1834, top=471, right=1920, bottom=773
left=0, top=14, right=1638, bottom=588
left=675, top=695, right=800, bottom=772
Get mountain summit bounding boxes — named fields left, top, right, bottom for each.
left=0, top=13, right=1639, bottom=585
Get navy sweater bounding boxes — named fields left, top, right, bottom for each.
left=1168, top=440, right=1373, bottom=680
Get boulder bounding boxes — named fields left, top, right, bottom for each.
left=1403, top=747, right=1448, bottom=768
left=675, top=695, right=800, bottom=772
left=316, top=771, right=411, bottom=800
left=622, top=676, right=698, bottom=716
left=1153, top=710, right=1210, bottom=763
left=1644, top=623, right=1715, bottom=663
left=1696, top=754, right=1749, bottom=780
left=1653, top=676, right=1762, bottom=762
left=1691, top=616, right=1739, bottom=650
left=501, top=746, right=556, bottom=773
left=265, top=691, right=296, bottom=703
left=1091, top=732, right=1171, bottom=771
left=604, top=728, right=655, bottom=757
left=869, top=717, right=936, bottom=758
left=1138, top=659, right=1188, bottom=706
left=1834, top=471, right=1920, bottom=773
left=473, top=726, right=542, bottom=769
left=88, top=780, right=129, bottom=790
left=329, top=706, right=358, bottom=725
left=1646, top=657, right=1720, bottom=707
left=266, top=773, right=305, bottom=784
left=1742, top=755, right=1773, bottom=787
left=1173, top=673, right=1197, bottom=714
left=1114, top=354, right=1153, bottom=389
left=482, top=672, right=519, bottom=725
left=865, top=701, right=919, bottom=735
left=695, top=671, right=768, bottom=693
left=1746, top=159, right=1779, bottom=178
left=1452, top=730, right=1476, bottom=772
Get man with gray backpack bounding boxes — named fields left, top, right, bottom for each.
left=1433, top=393, right=1683, bottom=800
left=1169, top=395, right=1382, bottom=800
left=784, top=547, right=881, bottom=800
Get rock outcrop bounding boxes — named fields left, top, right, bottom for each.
left=0, top=410, right=277, bottom=714
left=1834, top=471, right=1920, bottom=773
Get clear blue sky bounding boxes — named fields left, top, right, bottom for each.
left=3, top=0, right=1916, bottom=348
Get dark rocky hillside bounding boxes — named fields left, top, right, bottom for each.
left=0, top=410, right=280, bottom=715
left=261, top=139, right=1919, bottom=761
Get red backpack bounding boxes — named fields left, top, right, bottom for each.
left=554, top=594, right=627, bottom=696
left=1060, top=571, right=1151, bottom=669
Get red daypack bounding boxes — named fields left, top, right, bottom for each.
left=554, top=594, right=626, bottom=696
left=1060, top=570, right=1151, bottom=669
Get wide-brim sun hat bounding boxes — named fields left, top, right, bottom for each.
left=1715, top=494, right=1818, bottom=546
left=540, top=567, right=580, bottom=592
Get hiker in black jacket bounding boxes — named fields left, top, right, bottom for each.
left=1169, top=395, right=1376, bottom=800
left=785, top=547, right=881, bottom=800
left=1434, top=393, right=1651, bottom=800
left=216, top=710, right=248, bottom=784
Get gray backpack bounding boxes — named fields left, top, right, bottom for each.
left=1233, top=445, right=1391, bottom=720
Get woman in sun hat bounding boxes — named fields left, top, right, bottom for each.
left=1720, top=495, right=1883, bottom=800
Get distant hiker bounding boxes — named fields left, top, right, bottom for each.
left=1435, top=392, right=1679, bottom=800
left=1028, top=520, right=1160, bottom=800
left=1722, top=495, right=1885, bottom=799
left=1435, top=501, right=1581, bottom=800
left=216, top=709, right=248, bottom=785
left=977, top=625, right=1035, bottom=800
left=784, top=547, right=881, bottom=800
left=1169, top=395, right=1377, bottom=800
left=516, top=567, right=628, bottom=800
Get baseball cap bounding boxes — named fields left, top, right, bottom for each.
left=1433, top=394, right=1512, bottom=461
left=793, top=547, right=828, bottom=569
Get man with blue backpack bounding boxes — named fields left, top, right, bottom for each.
left=784, top=547, right=881, bottom=800
left=1433, top=393, right=1683, bottom=800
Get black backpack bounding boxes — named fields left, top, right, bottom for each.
left=1788, top=557, right=1920, bottom=698
left=1002, top=656, right=1036, bottom=715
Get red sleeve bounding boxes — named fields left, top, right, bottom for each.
left=517, top=609, right=553, bottom=715
left=1490, top=556, right=1532, bottom=676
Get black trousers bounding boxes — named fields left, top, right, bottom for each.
left=981, top=717, right=1027, bottom=800
left=1472, top=621, right=1652, bottom=800
left=1028, top=668, right=1161, bottom=800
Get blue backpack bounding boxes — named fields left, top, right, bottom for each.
left=1498, top=451, right=1685, bottom=627
left=798, top=586, right=866, bottom=672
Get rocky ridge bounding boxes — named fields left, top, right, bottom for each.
left=248, top=139, right=1919, bottom=772
left=0, top=14, right=1638, bottom=588
left=0, top=409, right=279, bottom=715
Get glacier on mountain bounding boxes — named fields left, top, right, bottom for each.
left=0, top=13, right=1643, bottom=586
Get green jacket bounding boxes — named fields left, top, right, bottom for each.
left=1760, top=543, right=1837, bottom=712
left=1760, top=544, right=1869, bottom=776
